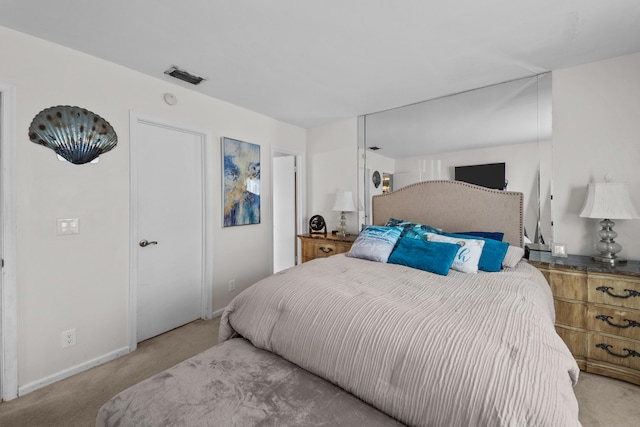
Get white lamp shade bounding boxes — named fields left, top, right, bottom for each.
left=579, top=183, right=639, bottom=220
left=333, top=191, right=356, bottom=212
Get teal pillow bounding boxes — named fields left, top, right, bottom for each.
left=348, top=226, right=403, bottom=263
left=442, top=232, right=509, bottom=272
left=388, top=237, right=459, bottom=276
left=385, top=218, right=441, bottom=241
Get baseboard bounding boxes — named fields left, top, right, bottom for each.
left=211, top=307, right=225, bottom=318
left=18, top=346, right=130, bottom=397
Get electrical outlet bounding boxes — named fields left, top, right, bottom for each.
left=61, top=329, right=76, bottom=348
left=228, top=279, right=236, bottom=292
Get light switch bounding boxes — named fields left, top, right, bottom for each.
left=57, top=218, right=79, bottom=235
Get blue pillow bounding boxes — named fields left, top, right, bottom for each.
left=388, top=237, right=459, bottom=276
left=347, top=226, right=403, bottom=263
left=385, top=218, right=441, bottom=241
left=442, top=232, right=509, bottom=272
left=455, top=231, right=504, bottom=242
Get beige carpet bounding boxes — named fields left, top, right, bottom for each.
left=0, top=317, right=220, bottom=427
left=0, top=316, right=638, bottom=426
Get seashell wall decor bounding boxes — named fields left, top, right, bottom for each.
left=28, top=105, right=118, bottom=165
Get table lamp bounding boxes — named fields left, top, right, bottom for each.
left=579, top=182, right=639, bottom=265
left=332, top=191, right=356, bottom=238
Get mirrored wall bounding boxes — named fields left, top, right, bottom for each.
left=358, top=73, right=552, bottom=246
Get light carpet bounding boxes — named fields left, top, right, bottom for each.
left=0, top=316, right=638, bottom=426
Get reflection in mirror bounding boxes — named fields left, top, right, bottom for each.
left=382, top=173, right=392, bottom=193
left=359, top=73, right=552, bottom=246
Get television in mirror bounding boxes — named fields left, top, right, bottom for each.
left=454, top=162, right=506, bottom=190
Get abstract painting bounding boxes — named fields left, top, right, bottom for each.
left=222, top=137, right=260, bottom=227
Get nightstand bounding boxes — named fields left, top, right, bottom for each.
left=298, top=233, right=357, bottom=263
left=528, top=252, right=640, bottom=385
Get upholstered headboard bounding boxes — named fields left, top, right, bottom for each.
left=372, top=180, right=524, bottom=247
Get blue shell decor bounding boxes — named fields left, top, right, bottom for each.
left=28, top=105, right=117, bottom=165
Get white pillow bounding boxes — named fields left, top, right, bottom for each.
left=502, top=245, right=525, bottom=268
left=426, top=232, right=485, bottom=273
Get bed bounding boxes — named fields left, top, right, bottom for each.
left=97, top=180, right=581, bottom=426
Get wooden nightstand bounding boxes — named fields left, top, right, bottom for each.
left=528, top=252, right=640, bottom=385
left=298, top=233, right=357, bottom=263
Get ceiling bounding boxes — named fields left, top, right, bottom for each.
left=1, top=1, right=639, bottom=129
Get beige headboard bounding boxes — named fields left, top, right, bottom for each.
left=372, top=180, right=524, bottom=247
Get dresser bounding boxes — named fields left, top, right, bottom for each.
left=528, top=252, right=640, bottom=385
left=298, top=233, right=357, bottom=263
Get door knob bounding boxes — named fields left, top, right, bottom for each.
left=139, top=239, right=158, bottom=247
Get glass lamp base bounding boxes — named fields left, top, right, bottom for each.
left=592, top=254, right=627, bottom=265
left=337, top=211, right=348, bottom=238
left=591, top=218, right=627, bottom=265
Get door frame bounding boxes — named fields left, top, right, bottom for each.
left=0, top=83, right=18, bottom=401
left=129, top=112, right=213, bottom=351
left=270, top=146, right=304, bottom=272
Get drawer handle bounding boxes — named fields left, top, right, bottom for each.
left=319, top=246, right=333, bottom=254
left=595, top=314, right=640, bottom=329
left=596, top=286, right=640, bottom=299
left=595, top=343, right=640, bottom=359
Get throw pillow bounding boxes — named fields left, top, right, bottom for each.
left=502, top=245, right=525, bottom=268
left=387, top=237, right=459, bottom=276
left=347, top=226, right=403, bottom=263
left=442, top=232, right=509, bottom=272
left=426, top=232, right=485, bottom=274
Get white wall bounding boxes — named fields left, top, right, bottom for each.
left=553, top=52, right=640, bottom=259
left=0, top=26, right=305, bottom=391
left=307, top=118, right=358, bottom=234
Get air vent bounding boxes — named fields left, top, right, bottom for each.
left=368, top=146, right=381, bottom=151
left=164, top=66, right=207, bottom=85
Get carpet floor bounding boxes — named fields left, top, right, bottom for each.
left=0, top=316, right=638, bottom=426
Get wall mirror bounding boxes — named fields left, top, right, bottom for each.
left=358, top=73, right=552, bottom=246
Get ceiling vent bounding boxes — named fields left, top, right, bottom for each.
left=164, top=66, right=207, bottom=85
left=368, top=146, right=381, bottom=151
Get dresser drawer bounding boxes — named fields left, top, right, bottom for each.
left=530, top=255, right=640, bottom=385
left=298, top=234, right=356, bottom=263
left=313, top=242, right=338, bottom=258
left=589, top=334, right=640, bottom=371
left=549, top=270, right=587, bottom=301
left=588, top=305, right=640, bottom=341
left=588, top=274, right=640, bottom=309
left=554, top=299, right=587, bottom=329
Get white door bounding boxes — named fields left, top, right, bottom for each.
left=273, top=155, right=296, bottom=272
left=133, top=120, right=204, bottom=343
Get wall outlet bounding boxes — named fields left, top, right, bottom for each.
left=228, top=279, right=236, bottom=292
left=61, top=329, right=76, bottom=348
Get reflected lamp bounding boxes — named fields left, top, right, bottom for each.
left=579, top=182, right=639, bottom=265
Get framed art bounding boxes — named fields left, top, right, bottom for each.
left=222, top=137, right=260, bottom=227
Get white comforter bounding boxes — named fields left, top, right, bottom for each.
left=220, top=254, right=580, bottom=426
